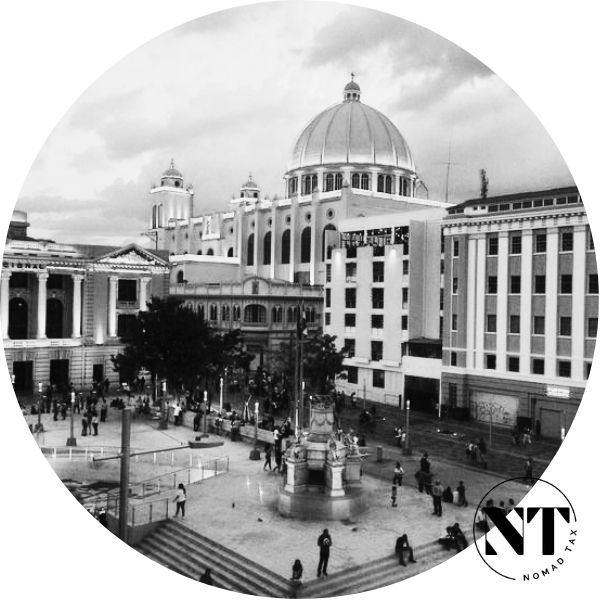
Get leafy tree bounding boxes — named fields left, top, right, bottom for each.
left=274, top=333, right=347, bottom=395
left=111, top=296, right=215, bottom=396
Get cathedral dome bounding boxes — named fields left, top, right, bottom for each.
left=287, top=79, right=415, bottom=174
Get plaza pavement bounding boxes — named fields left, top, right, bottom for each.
left=23, top=402, right=529, bottom=582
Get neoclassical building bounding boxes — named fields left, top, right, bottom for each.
left=2, top=211, right=169, bottom=393
left=149, top=78, right=446, bottom=287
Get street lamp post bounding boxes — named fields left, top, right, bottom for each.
left=66, top=390, right=77, bottom=446
left=158, top=380, right=168, bottom=430
left=249, top=400, right=261, bottom=460
left=402, top=399, right=412, bottom=456
left=219, top=377, right=224, bottom=415
left=35, top=382, right=44, bottom=433
left=203, top=390, right=208, bottom=435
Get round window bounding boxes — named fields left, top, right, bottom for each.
left=305, top=213, right=311, bottom=222
left=268, top=218, right=273, bottom=227
left=229, top=227, right=234, bottom=235
left=285, top=215, right=291, bottom=225
left=326, top=209, right=335, bottom=220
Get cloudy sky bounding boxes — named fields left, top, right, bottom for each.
left=16, top=1, right=573, bottom=246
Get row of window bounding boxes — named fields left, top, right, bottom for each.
left=246, top=225, right=337, bottom=266
left=451, top=228, right=594, bottom=258
left=346, top=366, right=386, bottom=388
left=288, top=173, right=413, bottom=197
left=344, top=313, right=409, bottom=330
left=451, top=313, right=597, bottom=338
left=186, top=303, right=317, bottom=325
left=448, top=193, right=581, bottom=216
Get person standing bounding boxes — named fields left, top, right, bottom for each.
left=199, top=568, right=213, bottom=585
left=317, top=528, right=332, bottom=577
left=431, top=480, right=443, bottom=517
left=81, top=413, right=88, bottom=436
left=456, top=481, right=467, bottom=507
left=525, top=457, right=534, bottom=484
left=173, top=483, right=186, bottom=518
left=100, top=400, right=107, bottom=422
left=393, top=461, right=404, bottom=486
left=92, top=412, right=99, bottom=436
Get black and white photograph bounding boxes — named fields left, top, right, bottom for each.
left=1, top=1, right=599, bottom=599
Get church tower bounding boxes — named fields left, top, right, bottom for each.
left=148, top=160, right=194, bottom=249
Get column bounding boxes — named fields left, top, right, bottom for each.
left=474, top=236, right=486, bottom=370
left=394, top=173, right=401, bottom=197
left=108, top=276, right=118, bottom=338
left=139, top=277, right=151, bottom=311
left=544, top=228, right=559, bottom=377
left=496, top=232, right=509, bottom=371
left=289, top=197, right=298, bottom=283
left=37, top=272, right=48, bottom=339
left=1, top=270, right=11, bottom=339
left=520, top=230, right=533, bottom=374
left=269, top=203, right=277, bottom=280
left=370, top=168, right=379, bottom=195
left=309, top=198, right=320, bottom=286
left=71, top=274, right=83, bottom=338
left=465, top=237, right=477, bottom=369
left=572, top=225, right=587, bottom=380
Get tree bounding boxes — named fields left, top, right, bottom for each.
left=111, top=296, right=216, bottom=396
left=274, top=333, right=347, bottom=395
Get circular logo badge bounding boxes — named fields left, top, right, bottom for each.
left=473, top=478, right=577, bottom=581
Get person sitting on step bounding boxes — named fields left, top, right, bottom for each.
left=395, top=534, right=417, bottom=566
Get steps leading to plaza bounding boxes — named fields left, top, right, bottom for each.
left=136, top=520, right=292, bottom=597
left=298, top=540, right=462, bottom=598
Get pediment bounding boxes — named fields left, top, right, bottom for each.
left=95, top=244, right=169, bottom=267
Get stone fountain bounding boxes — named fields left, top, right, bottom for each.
left=277, top=397, right=368, bottom=520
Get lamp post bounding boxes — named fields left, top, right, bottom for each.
left=249, top=400, right=261, bottom=460
left=219, top=377, right=224, bottom=415
left=35, top=382, right=44, bottom=433
left=402, top=399, right=412, bottom=456
left=158, top=380, right=168, bottom=430
left=203, top=390, right=208, bottom=434
left=66, top=391, right=77, bottom=446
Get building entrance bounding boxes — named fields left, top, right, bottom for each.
left=50, top=359, right=70, bottom=391
left=404, top=376, right=439, bottom=413
left=12, top=360, right=33, bottom=392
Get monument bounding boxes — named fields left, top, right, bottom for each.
left=277, top=397, right=368, bottom=520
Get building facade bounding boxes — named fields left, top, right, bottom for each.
left=441, top=187, right=597, bottom=438
left=326, top=209, right=445, bottom=406
left=2, top=211, right=170, bottom=393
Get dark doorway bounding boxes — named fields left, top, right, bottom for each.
left=50, top=359, right=69, bottom=391
left=404, top=376, right=440, bottom=413
left=307, top=470, right=326, bottom=487
left=93, top=364, right=104, bottom=384
left=12, top=360, right=33, bottom=392
left=8, top=297, right=28, bottom=339
left=46, top=298, right=64, bottom=338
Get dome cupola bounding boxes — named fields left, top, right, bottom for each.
left=160, top=159, right=184, bottom=188
left=240, top=173, right=260, bottom=199
left=343, top=73, right=361, bottom=102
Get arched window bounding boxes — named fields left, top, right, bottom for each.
left=287, top=305, right=298, bottom=324
left=361, top=173, right=370, bottom=190
left=176, top=270, right=184, bottom=284
left=385, top=175, right=393, bottom=194
left=312, top=174, right=318, bottom=192
left=152, top=205, right=157, bottom=229
left=227, top=247, right=234, bottom=257
left=197, top=304, right=205, bottom=320
left=46, top=298, right=64, bottom=338
left=247, top=233, right=255, bottom=266
left=263, top=231, right=272, bottom=265
left=300, top=227, right=311, bottom=263
left=306, top=306, right=316, bottom=323
left=244, top=304, right=266, bottom=323
left=209, top=303, right=218, bottom=321
left=335, top=173, right=343, bottom=190
left=351, top=173, right=360, bottom=188
left=222, top=304, right=230, bottom=322
left=281, top=229, right=291, bottom=264
left=322, top=224, right=337, bottom=260
left=8, top=297, right=28, bottom=339
left=325, top=173, right=334, bottom=192
left=207, top=248, right=214, bottom=256
left=377, top=174, right=384, bottom=193
left=272, top=305, right=282, bottom=323
left=196, top=250, right=203, bottom=255
left=288, top=177, right=298, bottom=197
left=232, top=304, right=241, bottom=321
left=302, top=176, right=311, bottom=195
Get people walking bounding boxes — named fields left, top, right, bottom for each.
left=263, top=444, right=273, bottom=471
left=432, top=480, right=443, bottom=517
left=392, top=461, right=404, bottom=486
left=174, top=483, right=186, bottom=518
left=317, top=528, right=332, bottom=577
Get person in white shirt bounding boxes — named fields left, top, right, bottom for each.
left=173, top=483, right=186, bottom=517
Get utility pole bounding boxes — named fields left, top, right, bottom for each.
left=118, top=408, right=132, bottom=542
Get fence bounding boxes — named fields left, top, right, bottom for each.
left=103, top=455, right=230, bottom=527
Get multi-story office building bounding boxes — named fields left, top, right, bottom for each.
left=2, top=211, right=170, bottom=393
left=326, top=209, right=445, bottom=407
left=441, top=187, right=597, bottom=438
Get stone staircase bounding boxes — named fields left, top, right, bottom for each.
left=136, top=520, right=292, bottom=597
left=298, top=540, right=458, bottom=598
